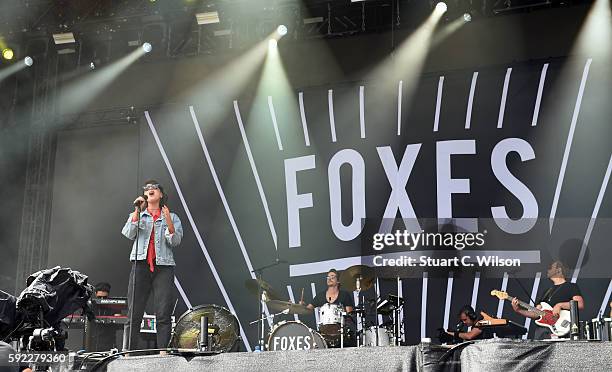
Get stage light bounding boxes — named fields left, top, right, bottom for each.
left=52, top=32, right=75, bottom=45
left=142, top=42, right=152, bottom=53
left=303, top=17, right=324, bottom=25
left=196, top=11, right=220, bottom=25
left=268, top=39, right=278, bottom=50
left=277, top=25, right=288, bottom=36
left=463, top=13, right=472, bottom=22
left=24, top=56, right=33, bottom=66
left=435, top=2, right=448, bottom=13
left=2, top=48, right=14, bottom=60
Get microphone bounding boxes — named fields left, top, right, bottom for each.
left=133, top=194, right=148, bottom=207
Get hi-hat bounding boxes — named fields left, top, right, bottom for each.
left=340, top=265, right=375, bottom=292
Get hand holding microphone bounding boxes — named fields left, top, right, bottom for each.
left=131, top=195, right=148, bottom=221
left=133, top=195, right=148, bottom=209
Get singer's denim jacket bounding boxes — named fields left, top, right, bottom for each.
left=121, top=210, right=183, bottom=266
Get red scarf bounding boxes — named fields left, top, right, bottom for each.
left=146, top=209, right=161, bottom=272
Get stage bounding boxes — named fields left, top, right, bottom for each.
left=2, top=3, right=612, bottom=372
left=105, top=340, right=612, bottom=372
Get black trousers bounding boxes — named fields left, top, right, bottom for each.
left=124, top=261, right=175, bottom=350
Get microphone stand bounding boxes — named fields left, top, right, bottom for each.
left=251, top=258, right=285, bottom=351
left=127, top=203, right=143, bottom=351
left=168, top=299, right=180, bottom=348
left=355, top=276, right=362, bottom=347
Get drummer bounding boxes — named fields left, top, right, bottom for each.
left=302, top=269, right=354, bottom=313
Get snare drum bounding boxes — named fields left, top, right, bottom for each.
left=267, top=321, right=327, bottom=351
left=319, top=303, right=343, bottom=325
left=318, top=303, right=343, bottom=346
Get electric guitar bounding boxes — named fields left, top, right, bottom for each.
left=490, top=290, right=571, bottom=336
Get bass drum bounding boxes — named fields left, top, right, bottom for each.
left=267, top=321, right=327, bottom=351
left=170, top=304, right=239, bottom=352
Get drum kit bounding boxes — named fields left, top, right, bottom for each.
left=167, top=264, right=405, bottom=353
left=579, top=317, right=612, bottom=341
left=246, top=264, right=406, bottom=351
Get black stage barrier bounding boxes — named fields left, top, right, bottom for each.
left=105, top=340, right=612, bottom=372
left=106, top=346, right=420, bottom=372
left=459, top=339, right=612, bottom=371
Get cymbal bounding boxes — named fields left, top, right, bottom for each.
left=340, top=265, right=375, bottom=291
left=266, top=300, right=313, bottom=315
left=245, top=278, right=280, bottom=301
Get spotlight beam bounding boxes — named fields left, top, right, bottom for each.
left=545, top=0, right=612, bottom=231
left=363, top=6, right=448, bottom=127
left=431, top=17, right=469, bottom=48
left=59, top=45, right=149, bottom=116
left=572, top=0, right=611, bottom=58
left=152, top=34, right=272, bottom=147
left=0, top=62, right=27, bottom=82
left=225, top=30, right=327, bottom=256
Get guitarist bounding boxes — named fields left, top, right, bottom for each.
left=511, top=260, right=584, bottom=339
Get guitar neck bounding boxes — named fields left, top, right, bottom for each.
left=505, top=297, right=544, bottom=316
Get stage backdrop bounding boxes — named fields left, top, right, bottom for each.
left=47, top=46, right=611, bottom=349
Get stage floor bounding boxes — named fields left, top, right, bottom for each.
left=105, top=340, right=612, bottom=372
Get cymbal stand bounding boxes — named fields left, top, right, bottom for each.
left=355, top=275, right=362, bottom=347
left=340, top=311, right=345, bottom=348
left=251, top=259, right=283, bottom=351
left=395, top=276, right=401, bottom=346
left=374, top=279, right=379, bottom=346
left=249, top=309, right=289, bottom=326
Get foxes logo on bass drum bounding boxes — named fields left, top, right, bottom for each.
left=267, top=321, right=327, bottom=351
left=272, top=335, right=313, bottom=350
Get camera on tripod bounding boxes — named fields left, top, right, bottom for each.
left=1, top=267, right=93, bottom=355
left=27, top=327, right=67, bottom=352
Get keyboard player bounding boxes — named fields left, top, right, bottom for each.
left=90, top=282, right=123, bottom=351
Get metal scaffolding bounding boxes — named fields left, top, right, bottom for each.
left=15, top=48, right=59, bottom=292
